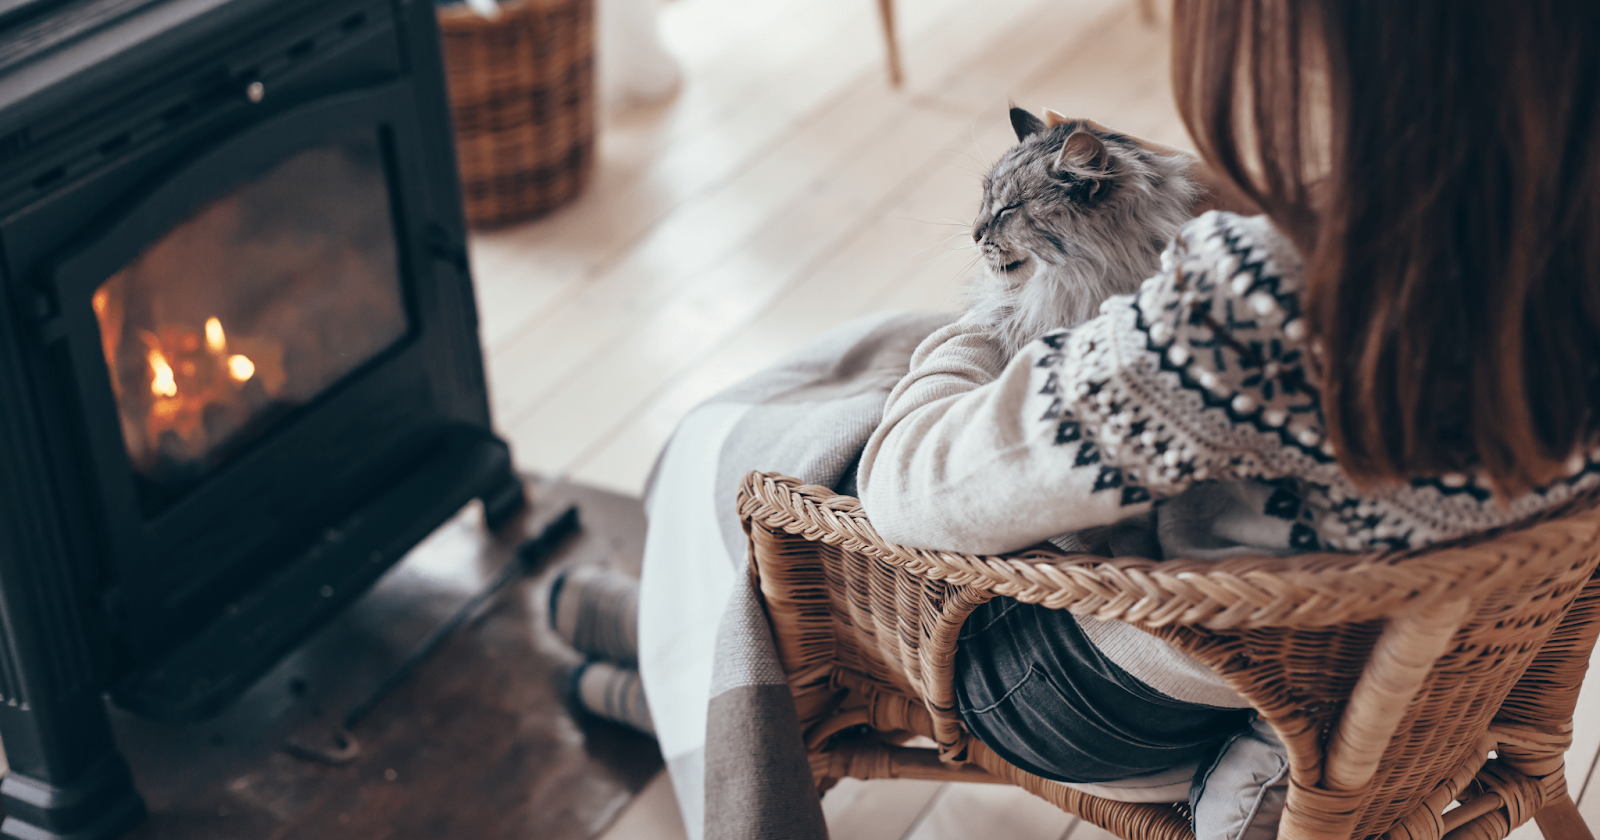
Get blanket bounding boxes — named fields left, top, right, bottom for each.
left=638, top=310, right=954, bottom=840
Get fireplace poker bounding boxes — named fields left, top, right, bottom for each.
left=284, top=504, right=581, bottom=765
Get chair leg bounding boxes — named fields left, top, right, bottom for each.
left=876, top=0, right=903, bottom=88
left=1535, top=795, right=1595, bottom=840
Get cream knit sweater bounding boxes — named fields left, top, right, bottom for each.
left=858, top=211, right=1600, bottom=706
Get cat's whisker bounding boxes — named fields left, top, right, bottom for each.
left=933, top=131, right=999, bottom=179
left=936, top=234, right=979, bottom=253
left=966, top=124, right=997, bottom=167
left=885, top=213, right=970, bottom=229
left=909, top=238, right=970, bottom=258
left=946, top=160, right=990, bottom=179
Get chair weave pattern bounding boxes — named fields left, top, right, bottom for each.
left=738, top=471, right=1600, bottom=840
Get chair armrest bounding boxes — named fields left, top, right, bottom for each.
left=737, top=471, right=1598, bottom=631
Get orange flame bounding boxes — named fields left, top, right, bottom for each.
left=148, top=349, right=177, bottom=397
left=205, top=317, right=226, bottom=354
left=228, top=354, right=255, bottom=382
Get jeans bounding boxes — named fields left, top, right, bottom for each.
left=955, top=597, right=1250, bottom=783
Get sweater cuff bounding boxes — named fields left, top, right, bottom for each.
left=1074, top=616, right=1250, bottom=708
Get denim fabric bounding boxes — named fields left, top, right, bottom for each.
left=955, top=597, right=1251, bottom=783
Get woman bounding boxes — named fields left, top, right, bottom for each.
left=857, top=0, right=1600, bottom=785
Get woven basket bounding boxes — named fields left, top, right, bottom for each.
left=438, top=0, right=595, bottom=227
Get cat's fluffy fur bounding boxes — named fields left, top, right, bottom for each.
left=968, top=108, right=1202, bottom=356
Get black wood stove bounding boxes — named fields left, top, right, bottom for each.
left=0, top=0, right=524, bottom=836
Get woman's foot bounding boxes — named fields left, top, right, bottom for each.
left=547, top=566, right=640, bottom=664
left=568, top=660, right=654, bottom=736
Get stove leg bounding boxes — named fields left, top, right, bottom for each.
left=0, top=698, right=145, bottom=840
left=480, top=464, right=527, bottom=533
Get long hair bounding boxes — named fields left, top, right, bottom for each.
left=1171, top=0, right=1600, bottom=496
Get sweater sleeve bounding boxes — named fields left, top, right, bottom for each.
left=858, top=211, right=1319, bottom=554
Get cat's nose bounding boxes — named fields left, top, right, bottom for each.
left=972, top=227, right=982, bottom=243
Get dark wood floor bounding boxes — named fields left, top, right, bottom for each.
left=111, top=477, right=661, bottom=840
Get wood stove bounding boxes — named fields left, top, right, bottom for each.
left=0, top=0, right=523, bottom=836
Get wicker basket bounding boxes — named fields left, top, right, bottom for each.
left=438, top=0, right=595, bottom=227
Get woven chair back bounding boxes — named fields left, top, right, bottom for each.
left=740, top=472, right=1600, bottom=840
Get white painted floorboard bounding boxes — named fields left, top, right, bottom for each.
left=901, top=782, right=1077, bottom=840
left=597, top=770, right=689, bottom=840
left=823, top=778, right=948, bottom=840
left=477, top=0, right=1600, bottom=837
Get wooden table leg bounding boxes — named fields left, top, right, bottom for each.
left=876, top=0, right=903, bottom=88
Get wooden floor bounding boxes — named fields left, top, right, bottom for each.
left=107, top=478, right=663, bottom=840
left=470, top=0, right=1190, bottom=498
left=466, top=0, right=1600, bottom=838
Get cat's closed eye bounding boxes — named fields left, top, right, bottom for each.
left=973, top=203, right=1023, bottom=241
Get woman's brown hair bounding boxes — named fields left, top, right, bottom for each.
left=1171, top=0, right=1600, bottom=496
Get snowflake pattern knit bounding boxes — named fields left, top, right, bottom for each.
left=1046, top=211, right=1600, bottom=552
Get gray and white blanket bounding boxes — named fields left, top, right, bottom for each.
left=638, top=311, right=954, bottom=840
left=635, top=310, right=1288, bottom=840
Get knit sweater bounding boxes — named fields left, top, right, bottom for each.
left=858, top=210, right=1600, bottom=706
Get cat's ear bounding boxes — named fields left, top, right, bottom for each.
left=1043, top=109, right=1071, bottom=127
left=1009, top=107, right=1047, bottom=142
left=1056, top=130, right=1110, bottom=174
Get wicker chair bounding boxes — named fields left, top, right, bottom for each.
left=737, top=471, right=1600, bottom=840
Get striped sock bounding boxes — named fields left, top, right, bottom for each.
left=570, top=661, right=654, bottom=736
left=548, top=567, right=640, bottom=665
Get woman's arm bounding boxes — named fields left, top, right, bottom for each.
left=856, top=316, right=1150, bottom=553
left=859, top=211, right=1316, bottom=554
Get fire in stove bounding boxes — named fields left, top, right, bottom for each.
left=93, top=282, right=289, bottom=488
left=84, top=139, right=410, bottom=499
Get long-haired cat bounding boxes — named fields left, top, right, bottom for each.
left=969, top=107, right=1204, bottom=356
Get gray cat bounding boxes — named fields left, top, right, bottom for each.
left=969, top=107, right=1203, bottom=356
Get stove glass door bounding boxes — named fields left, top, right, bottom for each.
left=89, top=133, right=409, bottom=511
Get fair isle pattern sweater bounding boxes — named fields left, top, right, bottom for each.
left=857, top=210, right=1600, bottom=706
